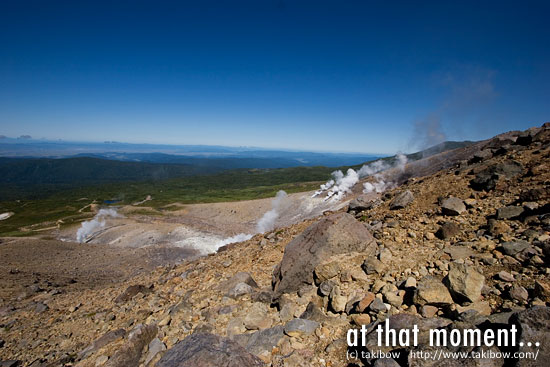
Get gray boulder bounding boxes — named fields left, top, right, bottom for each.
left=470, top=161, right=523, bottom=191
left=348, top=194, right=377, bottom=212
left=283, top=318, right=319, bottom=337
left=390, top=190, right=414, bottom=210
left=511, top=307, right=550, bottom=367
left=441, top=197, right=466, bottom=216
left=157, top=333, right=264, bottom=367
left=272, top=213, right=376, bottom=299
left=500, top=241, right=530, bottom=256
left=496, top=206, right=524, bottom=219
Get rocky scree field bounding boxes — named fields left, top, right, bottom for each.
left=1, top=123, right=550, bottom=367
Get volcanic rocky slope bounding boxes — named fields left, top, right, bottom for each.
left=1, top=123, right=550, bottom=367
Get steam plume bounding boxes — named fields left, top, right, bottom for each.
left=313, top=168, right=359, bottom=201
left=362, top=153, right=407, bottom=193
left=76, top=208, right=122, bottom=243
left=313, top=153, right=408, bottom=200
left=210, top=190, right=289, bottom=252
left=411, top=114, right=446, bottom=151
left=215, top=233, right=254, bottom=249
left=410, top=67, right=497, bottom=152
left=256, top=190, right=288, bottom=233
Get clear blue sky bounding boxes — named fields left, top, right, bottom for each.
left=1, top=0, right=548, bottom=154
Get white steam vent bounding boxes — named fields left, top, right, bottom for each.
left=256, top=190, right=288, bottom=233
left=362, top=153, right=407, bottom=193
left=313, top=154, right=408, bottom=200
left=76, top=208, right=122, bottom=243
left=207, top=190, right=289, bottom=253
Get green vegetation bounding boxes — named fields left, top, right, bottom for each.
left=0, top=140, right=475, bottom=236
left=0, top=165, right=335, bottom=236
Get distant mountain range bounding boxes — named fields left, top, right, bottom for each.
left=0, top=138, right=383, bottom=167
left=0, top=139, right=474, bottom=201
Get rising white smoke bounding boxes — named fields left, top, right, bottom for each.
left=215, top=233, right=254, bottom=249
left=362, top=153, right=408, bottom=193
left=313, top=154, right=408, bottom=200
left=256, top=190, right=288, bottom=233
left=207, top=190, right=289, bottom=253
left=312, top=168, right=359, bottom=201
left=76, top=208, right=122, bottom=243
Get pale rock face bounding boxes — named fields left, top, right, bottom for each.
left=446, top=263, right=485, bottom=303
left=389, top=190, right=414, bottom=210
left=329, top=285, right=347, bottom=313
left=440, top=197, right=466, bottom=216
left=413, top=276, right=454, bottom=306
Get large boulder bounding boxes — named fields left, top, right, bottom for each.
left=157, top=333, right=264, bottom=367
left=470, top=161, right=523, bottom=191
left=510, top=307, right=550, bottom=367
left=348, top=194, right=377, bottom=212
left=496, top=205, right=524, bottom=219
left=440, top=197, right=466, bottom=216
left=272, top=213, right=376, bottom=300
left=78, top=329, right=126, bottom=358
left=445, top=263, right=484, bottom=303
left=389, top=190, right=414, bottom=210
left=105, top=324, right=157, bottom=367
left=414, top=276, right=454, bottom=306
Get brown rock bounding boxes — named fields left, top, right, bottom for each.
left=114, top=285, right=152, bottom=304
left=357, top=292, right=376, bottom=313
left=487, top=219, right=511, bottom=236
left=509, top=286, right=529, bottom=303
left=105, top=324, right=157, bottom=367
left=272, top=213, right=376, bottom=299
left=420, top=305, right=438, bottom=318
left=436, top=222, right=461, bottom=240
left=497, top=271, right=515, bottom=282
left=534, top=280, right=550, bottom=301
left=351, top=314, right=371, bottom=326
left=446, top=263, right=485, bottom=303
left=414, top=276, right=453, bottom=306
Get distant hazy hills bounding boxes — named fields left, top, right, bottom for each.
left=0, top=140, right=473, bottom=201
left=0, top=139, right=382, bottom=167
